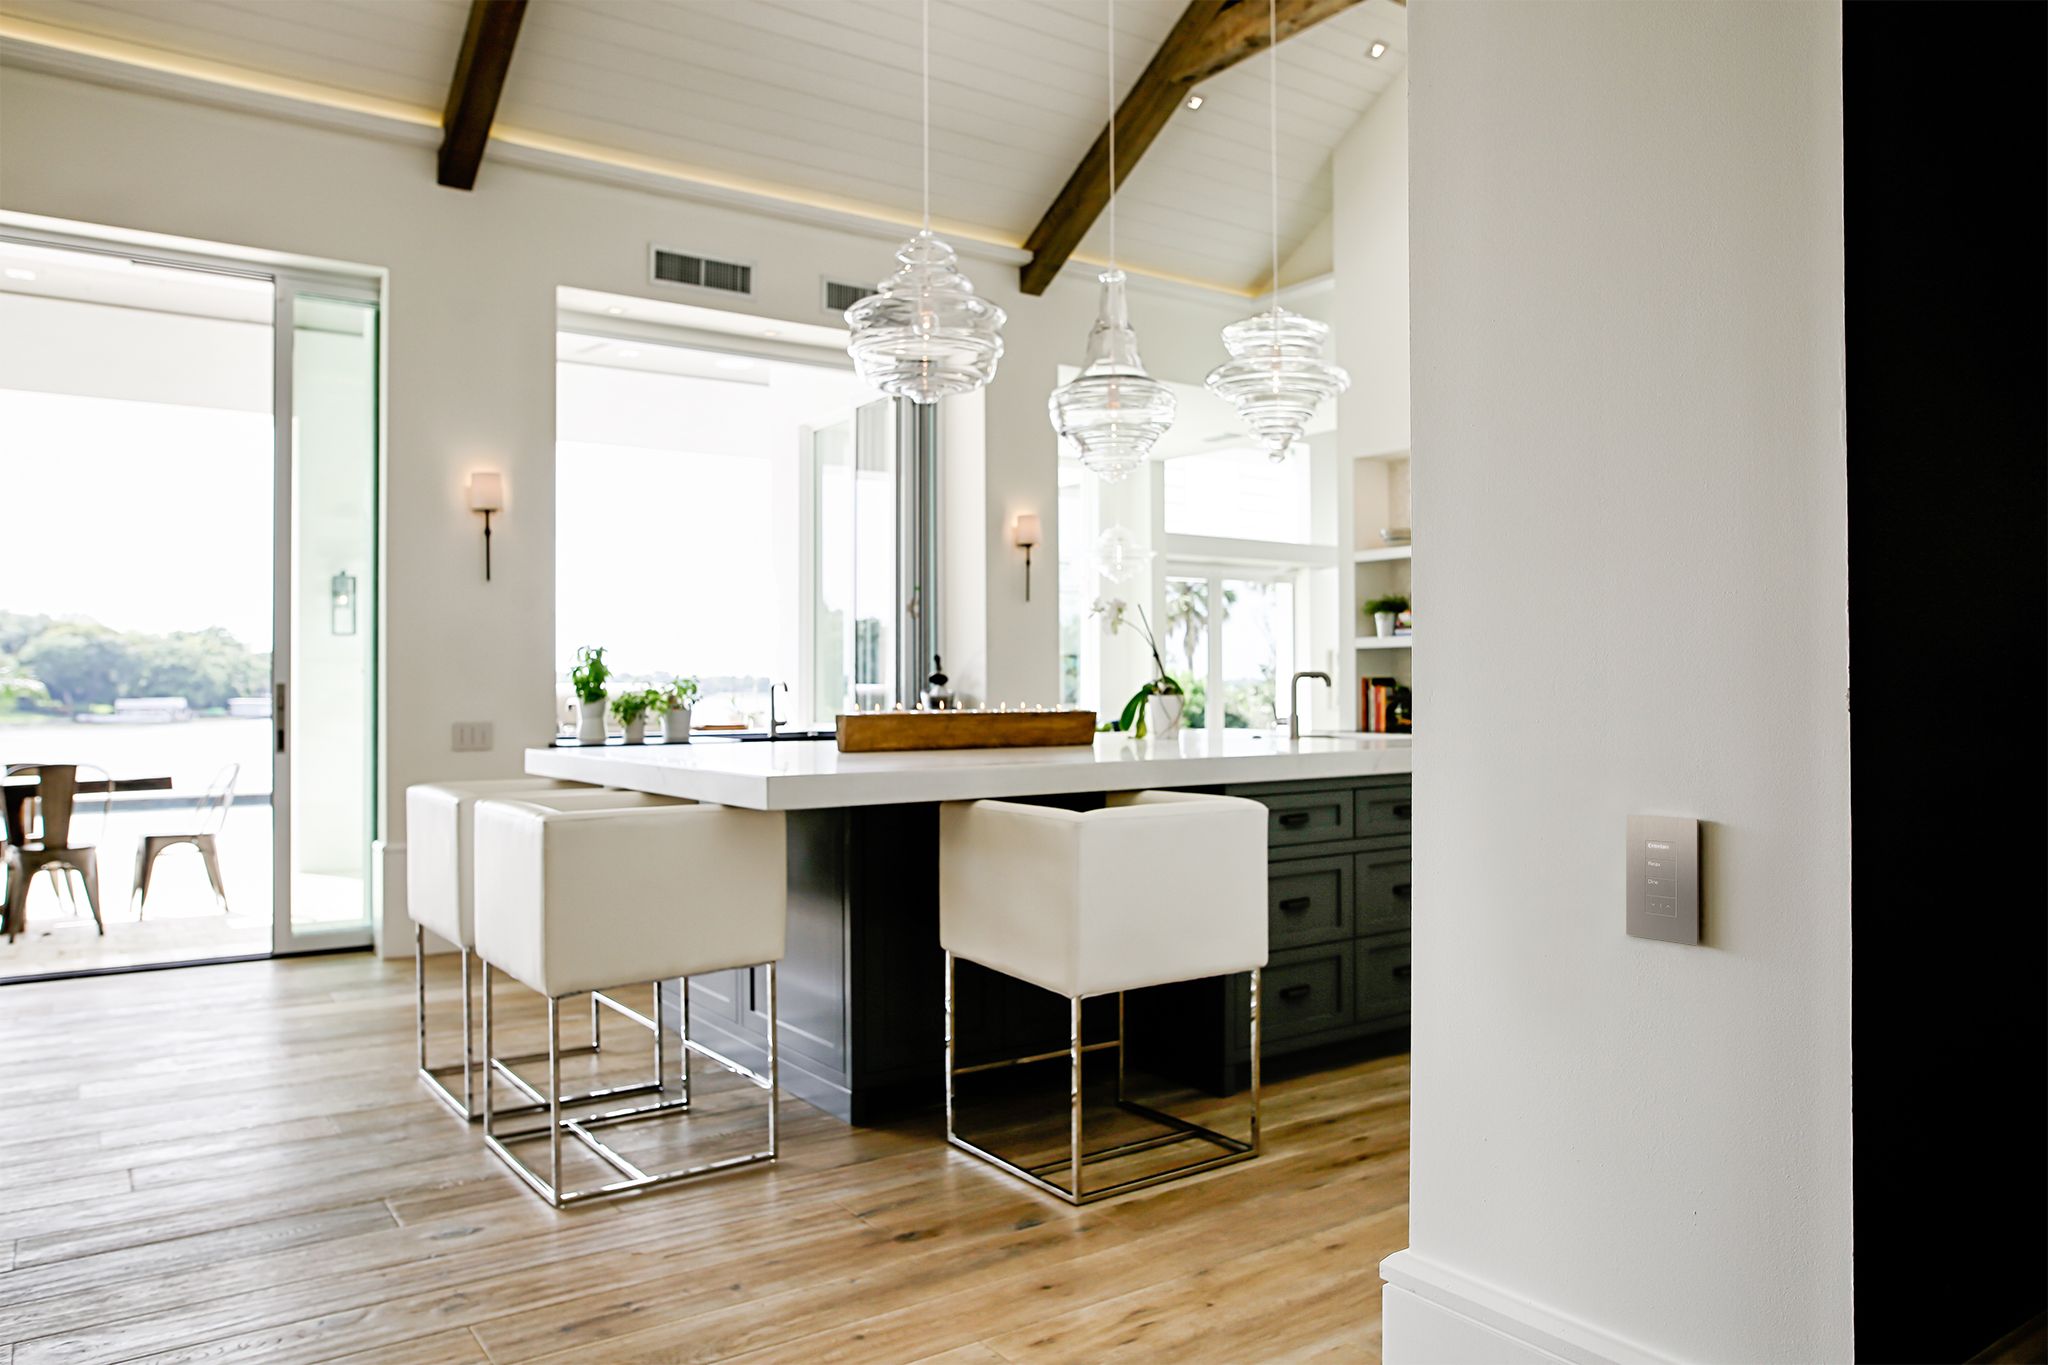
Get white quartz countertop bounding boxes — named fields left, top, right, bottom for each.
left=525, top=731, right=1413, bottom=811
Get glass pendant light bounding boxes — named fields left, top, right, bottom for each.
left=845, top=0, right=1004, bottom=403
left=1047, top=0, right=1176, bottom=482
left=1092, top=524, right=1152, bottom=587
left=1205, top=0, right=1348, bottom=460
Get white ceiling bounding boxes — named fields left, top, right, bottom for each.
left=0, top=0, right=1408, bottom=294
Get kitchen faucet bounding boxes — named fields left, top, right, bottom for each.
left=766, top=681, right=789, bottom=740
left=1287, top=671, right=1331, bottom=741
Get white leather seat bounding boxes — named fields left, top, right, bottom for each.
left=939, top=790, right=1268, bottom=1205
left=404, top=777, right=597, bottom=1120
left=940, top=790, right=1268, bottom=997
left=471, top=795, right=788, bottom=1207
left=404, top=779, right=682, bottom=1120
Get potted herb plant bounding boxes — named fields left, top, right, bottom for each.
left=1365, top=594, right=1410, bottom=640
left=570, top=645, right=610, bottom=743
left=657, top=677, right=698, bottom=743
left=610, top=688, right=657, bottom=744
left=1092, top=597, right=1187, bottom=739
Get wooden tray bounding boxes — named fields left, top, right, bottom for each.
left=835, top=709, right=1098, bottom=752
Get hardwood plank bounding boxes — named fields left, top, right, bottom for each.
left=0, top=953, right=1409, bottom=1364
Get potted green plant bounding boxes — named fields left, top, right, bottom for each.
left=609, top=687, right=657, bottom=744
left=1092, top=597, right=1186, bottom=739
left=1365, top=594, right=1410, bottom=640
left=570, top=646, right=611, bottom=742
left=656, top=677, right=698, bottom=743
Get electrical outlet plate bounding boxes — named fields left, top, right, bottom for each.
left=451, top=721, right=494, bottom=753
left=1626, top=814, right=1699, bottom=945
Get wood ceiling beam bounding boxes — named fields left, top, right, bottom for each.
left=437, top=0, right=528, bottom=191
left=1019, top=0, right=1370, bottom=297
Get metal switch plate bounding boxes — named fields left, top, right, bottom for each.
left=1626, top=814, right=1699, bottom=945
left=451, top=721, right=494, bottom=753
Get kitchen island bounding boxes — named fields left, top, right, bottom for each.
left=528, top=731, right=1414, bottom=1121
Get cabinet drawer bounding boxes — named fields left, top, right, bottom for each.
left=1354, top=786, right=1414, bottom=840
left=1254, top=789, right=1354, bottom=847
left=1354, top=849, right=1413, bottom=935
left=1268, top=856, right=1352, bottom=949
left=1355, top=933, right=1412, bottom=1023
left=1234, top=945, right=1353, bottom=1049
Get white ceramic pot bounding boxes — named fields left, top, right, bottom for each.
left=1145, top=691, right=1185, bottom=740
left=621, top=716, right=646, bottom=744
left=576, top=698, right=608, bottom=744
left=661, top=706, right=691, bottom=743
left=1374, top=612, right=1397, bottom=639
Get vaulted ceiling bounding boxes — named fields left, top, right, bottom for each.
left=0, top=0, right=1407, bottom=294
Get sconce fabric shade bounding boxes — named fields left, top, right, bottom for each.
left=1011, top=513, right=1041, bottom=549
left=467, top=472, right=504, bottom=512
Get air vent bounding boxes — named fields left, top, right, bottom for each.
left=650, top=246, right=753, bottom=295
left=823, top=278, right=876, bottom=315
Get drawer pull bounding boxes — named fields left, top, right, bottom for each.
left=1277, top=896, right=1313, bottom=913
left=1278, top=984, right=1313, bottom=1002
left=1393, top=803, right=1412, bottom=820
left=1392, top=964, right=1412, bottom=981
left=1277, top=811, right=1312, bottom=829
left=1393, top=883, right=1412, bottom=900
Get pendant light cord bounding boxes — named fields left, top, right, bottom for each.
left=1107, top=0, right=1117, bottom=271
left=921, top=0, right=931, bottom=232
left=1268, top=0, right=1280, bottom=318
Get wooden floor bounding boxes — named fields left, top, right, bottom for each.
left=0, top=953, right=1409, bottom=1364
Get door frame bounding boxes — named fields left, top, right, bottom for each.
left=0, top=223, right=383, bottom=958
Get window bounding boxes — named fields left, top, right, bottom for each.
left=555, top=324, right=926, bottom=730
left=1164, top=445, right=1313, bottom=543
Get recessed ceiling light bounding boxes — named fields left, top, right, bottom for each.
left=604, top=305, right=625, bottom=315
left=716, top=356, right=755, bottom=371
left=4, top=268, right=36, bottom=281
left=1367, top=40, right=1388, bottom=59
left=761, top=329, right=781, bottom=338
left=1185, top=93, right=1205, bottom=110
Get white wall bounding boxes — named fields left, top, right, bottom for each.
left=0, top=65, right=1254, bottom=950
left=1389, top=3, right=1851, bottom=1361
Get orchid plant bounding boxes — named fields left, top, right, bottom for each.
left=1091, top=596, right=1183, bottom=735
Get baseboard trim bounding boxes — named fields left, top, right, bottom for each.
left=1380, top=1250, right=1676, bottom=1365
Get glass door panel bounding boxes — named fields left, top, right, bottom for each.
left=809, top=398, right=898, bottom=722
left=1220, top=577, right=1294, bottom=730
left=276, top=291, right=378, bottom=950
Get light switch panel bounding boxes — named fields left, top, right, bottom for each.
left=1626, top=814, right=1699, bottom=945
left=451, top=721, right=494, bottom=753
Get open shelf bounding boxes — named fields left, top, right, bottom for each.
left=1353, top=545, right=1413, bottom=563
left=1355, top=635, right=1414, bottom=650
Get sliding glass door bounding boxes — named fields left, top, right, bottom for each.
left=274, top=287, right=379, bottom=953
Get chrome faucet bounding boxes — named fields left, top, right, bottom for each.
left=766, top=682, right=789, bottom=740
left=1287, top=671, right=1331, bottom=741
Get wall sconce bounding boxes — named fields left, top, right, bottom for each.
left=467, top=471, right=503, bottom=581
left=330, top=571, right=357, bottom=636
left=1011, top=513, right=1041, bottom=602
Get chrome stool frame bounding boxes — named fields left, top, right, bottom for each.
left=413, top=927, right=651, bottom=1122
left=943, top=951, right=1261, bottom=1206
left=480, top=962, right=779, bottom=1208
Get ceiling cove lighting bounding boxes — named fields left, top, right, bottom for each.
left=1205, top=0, right=1349, bottom=461
left=844, top=0, right=1005, bottom=403
left=1048, top=0, right=1176, bottom=483
left=1368, top=39, right=1388, bottom=59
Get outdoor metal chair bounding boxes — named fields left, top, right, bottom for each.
left=132, top=763, right=238, bottom=917
left=3, top=762, right=111, bottom=941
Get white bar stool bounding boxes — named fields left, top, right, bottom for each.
left=473, top=795, right=787, bottom=1208
left=940, top=790, right=1268, bottom=1205
left=405, top=779, right=665, bottom=1119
